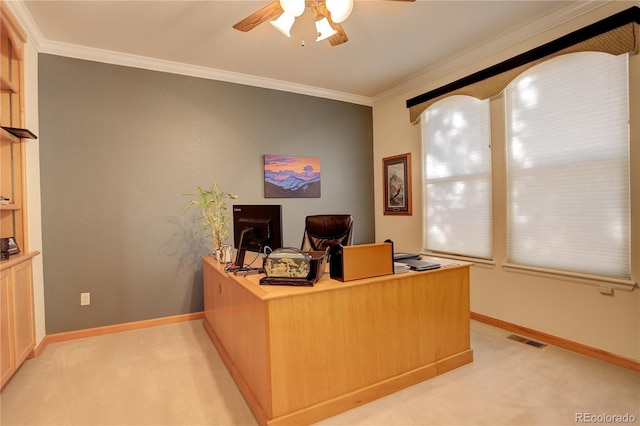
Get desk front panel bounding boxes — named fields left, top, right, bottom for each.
left=203, top=259, right=271, bottom=419
left=267, top=272, right=442, bottom=417
left=202, top=256, right=472, bottom=424
left=434, top=266, right=471, bottom=365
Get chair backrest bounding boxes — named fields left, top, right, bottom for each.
left=301, top=214, right=354, bottom=252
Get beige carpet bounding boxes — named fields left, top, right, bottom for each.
left=1, top=320, right=638, bottom=425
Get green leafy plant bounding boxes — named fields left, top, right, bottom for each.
left=182, top=182, right=238, bottom=254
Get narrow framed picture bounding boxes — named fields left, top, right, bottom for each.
left=383, top=153, right=412, bottom=216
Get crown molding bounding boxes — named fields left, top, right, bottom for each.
left=4, top=0, right=372, bottom=107
left=4, top=0, right=44, bottom=50
left=372, top=0, right=609, bottom=105
left=42, top=40, right=374, bottom=106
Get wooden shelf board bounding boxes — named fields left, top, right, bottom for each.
left=0, top=204, right=21, bottom=211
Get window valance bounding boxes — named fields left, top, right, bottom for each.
left=406, top=6, right=640, bottom=124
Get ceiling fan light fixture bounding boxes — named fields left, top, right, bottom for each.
left=325, top=0, right=353, bottom=23
left=270, top=12, right=296, bottom=37
left=279, top=0, right=305, bottom=18
left=315, top=15, right=337, bottom=42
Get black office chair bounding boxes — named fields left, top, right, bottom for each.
left=301, top=214, right=354, bottom=252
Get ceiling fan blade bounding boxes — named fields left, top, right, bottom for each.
left=327, top=24, right=348, bottom=46
left=233, top=1, right=283, bottom=32
left=316, top=3, right=348, bottom=46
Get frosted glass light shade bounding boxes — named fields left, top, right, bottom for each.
left=326, top=0, right=353, bottom=23
left=315, top=16, right=337, bottom=41
left=270, top=12, right=295, bottom=37
left=279, top=0, right=305, bottom=17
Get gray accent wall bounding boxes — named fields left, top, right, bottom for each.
left=39, top=54, right=374, bottom=334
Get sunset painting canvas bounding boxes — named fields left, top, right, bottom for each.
left=264, top=155, right=321, bottom=198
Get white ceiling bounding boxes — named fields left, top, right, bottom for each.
left=11, top=0, right=603, bottom=105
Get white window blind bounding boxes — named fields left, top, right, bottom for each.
left=505, top=52, right=630, bottom=278
left=421, top=95, right=492, bottom=259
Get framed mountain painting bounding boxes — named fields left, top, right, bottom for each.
left=264, top=155, right=321, bottom=198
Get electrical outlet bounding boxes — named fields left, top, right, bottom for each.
left=80, top=292, right=90, bottom=306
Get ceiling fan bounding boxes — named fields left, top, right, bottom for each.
left=233, top=0, right=415, bottom=47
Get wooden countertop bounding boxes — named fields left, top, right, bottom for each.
left=0, top=251, right=40, bottom=271
left=201, top=254, right=471, bottom=302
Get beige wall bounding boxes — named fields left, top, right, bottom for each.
left=373, top=2, right=640, bottom=361
left=22, top=27, right=45, bottom=346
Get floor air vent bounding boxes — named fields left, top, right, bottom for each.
left=507, top=334, right=547, bottom=349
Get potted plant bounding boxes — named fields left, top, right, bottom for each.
left=183, top=182, right=238, bottom=258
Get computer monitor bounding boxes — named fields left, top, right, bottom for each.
left=232, top=204, right=283, bottom=267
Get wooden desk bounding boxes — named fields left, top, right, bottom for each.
left=202, top=256, right=473, bottom=425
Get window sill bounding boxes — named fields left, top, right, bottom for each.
left=502, top=262, right=637, bottom=293
left=420, top=252, right=496, bottom=268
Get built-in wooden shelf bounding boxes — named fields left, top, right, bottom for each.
left=0, top=127, right=37, bottom=140
left=0, top=204, right=20, bottom=211
left=0, top=250, right=39, bottom=271
left=1, top=3, right=36, bottom=392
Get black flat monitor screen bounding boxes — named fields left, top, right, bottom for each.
left=232, top=204, right=283, bottom=255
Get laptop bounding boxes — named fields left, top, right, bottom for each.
left=396, top=258, right=441, bottom=271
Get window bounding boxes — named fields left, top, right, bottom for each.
left=505, top=52, right=630, bottom=278
left=421, top=96, right=492, bottom=259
